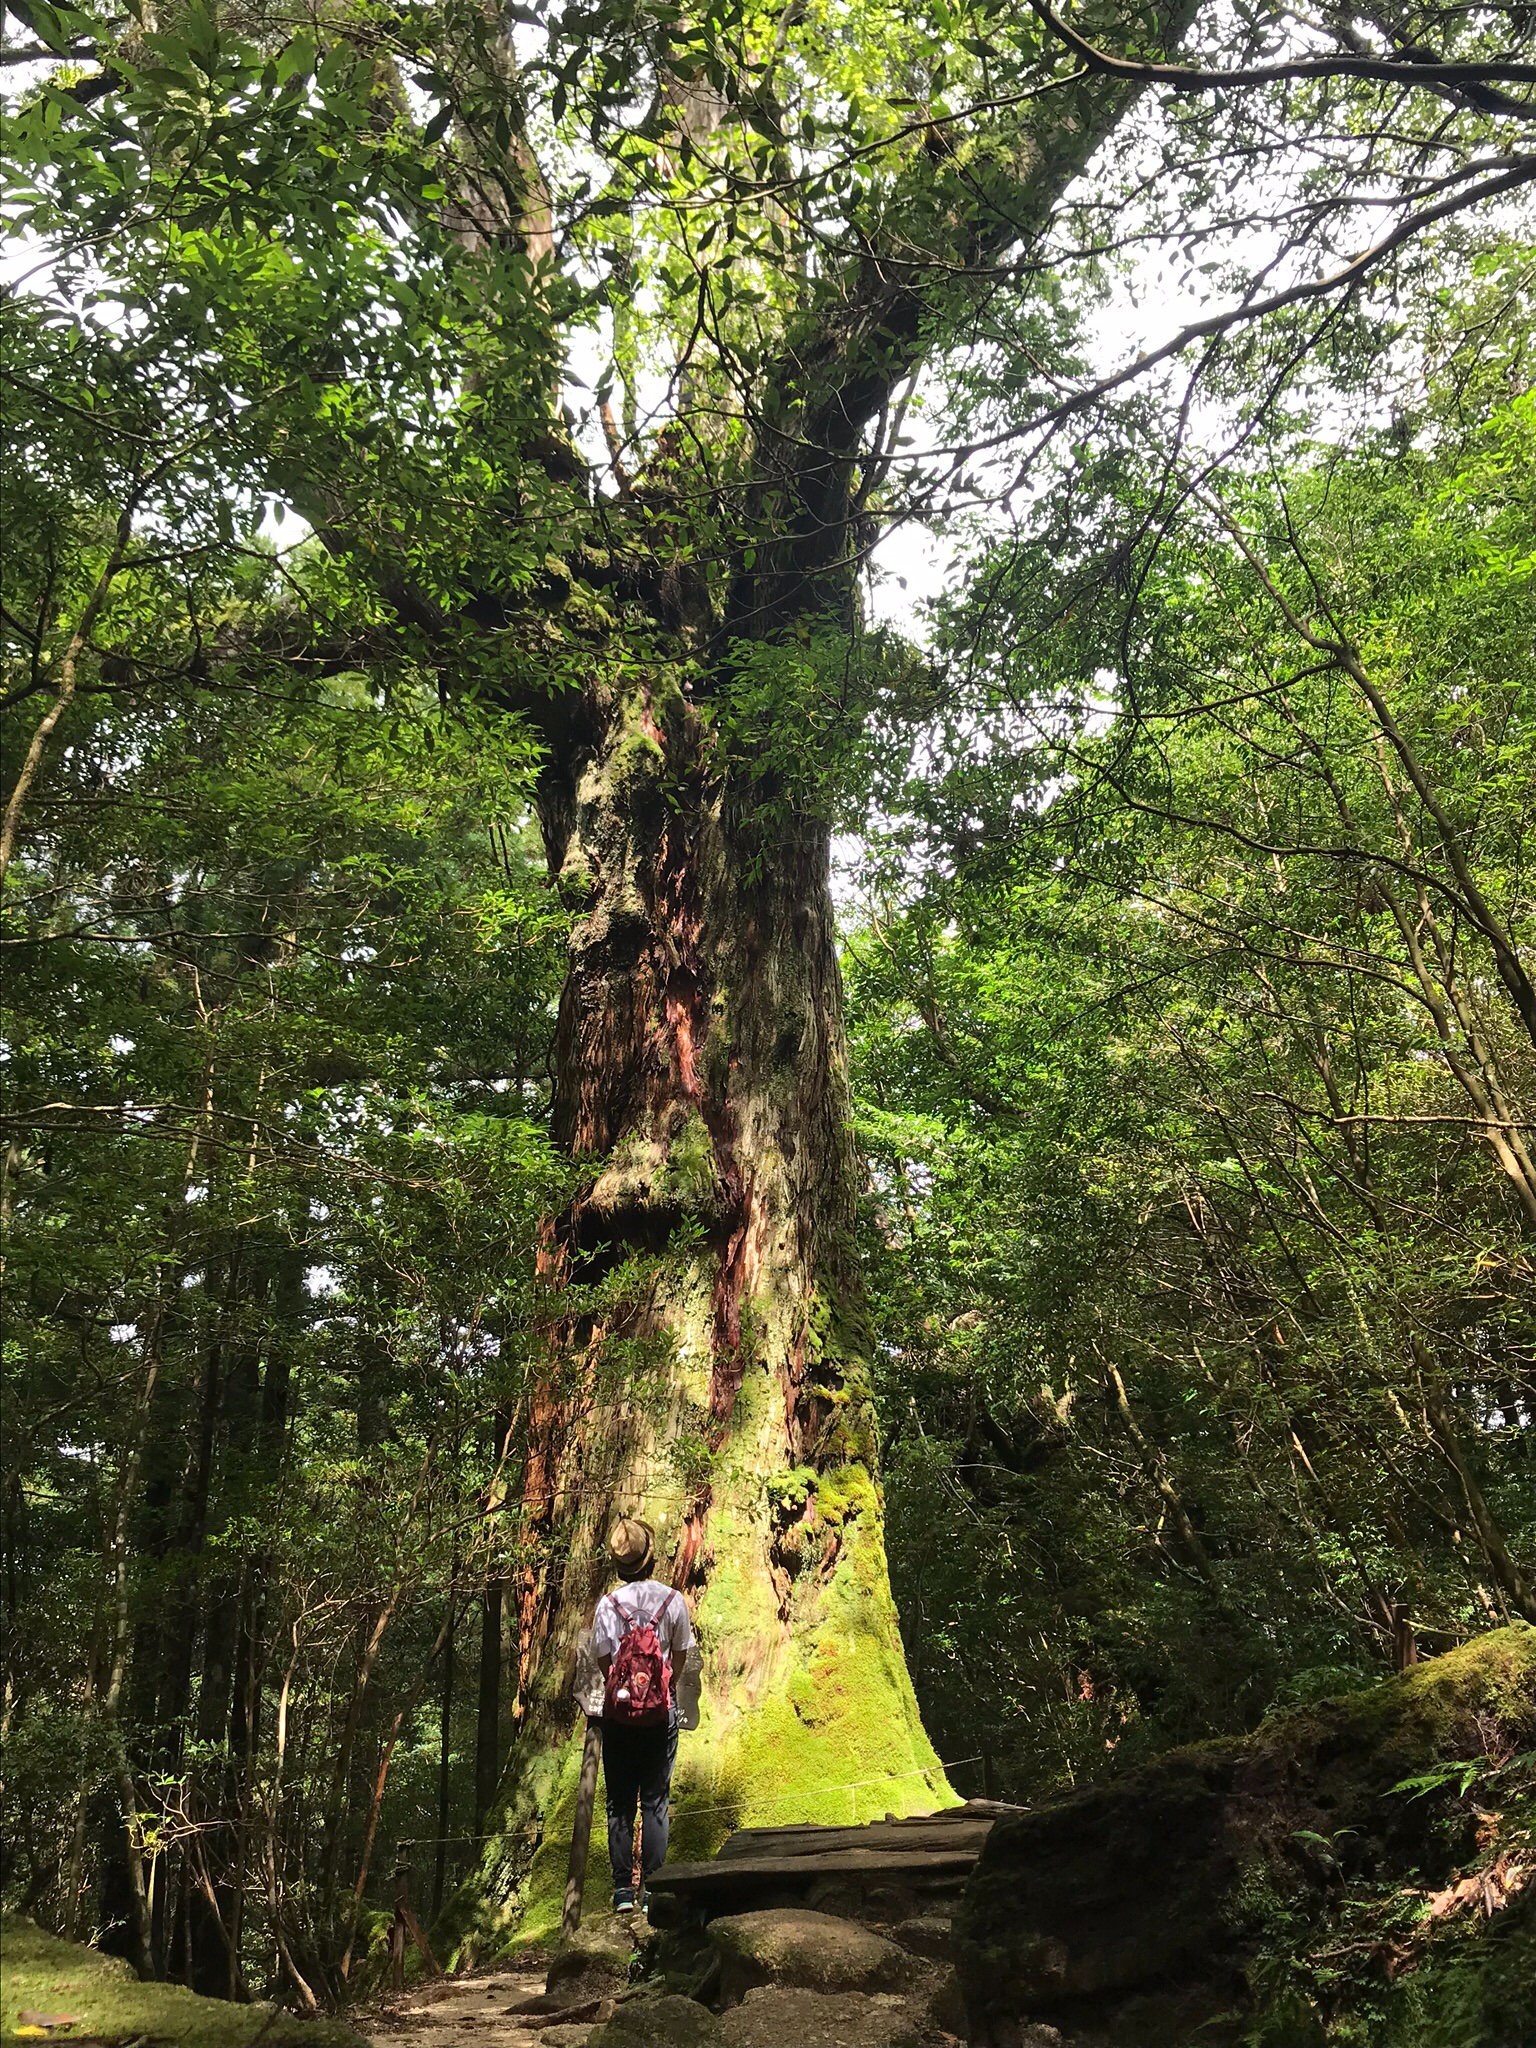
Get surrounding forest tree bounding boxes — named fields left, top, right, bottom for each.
left=2, top=0, right=1533, bottom=2006
left=851, top=276, right=1536, bottom=1793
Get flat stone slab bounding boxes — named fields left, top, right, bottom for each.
left=648, top=1800, right=1014, bottom=1906
left=647, top=1845, right=981, bottom=1898
left=713, top=1802, right=1013, bottom=1863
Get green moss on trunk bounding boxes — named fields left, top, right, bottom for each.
left=444, top=674, right=947, bottom=1961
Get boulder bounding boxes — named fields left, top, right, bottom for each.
left=587, top=1991, right=723, bottom=2046
left=954, top=1624, right=1536, bottom=2047
left=535, top=1918, right=637, bottom=2010
left=707, top=1908, right=919, bottom=2003
left=888, top=1913, right=952, bottom=1962
left=717, top=1986, right=924, bottom=2048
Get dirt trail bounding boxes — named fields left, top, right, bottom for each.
left=355, top=1965, right=552, bottom=2048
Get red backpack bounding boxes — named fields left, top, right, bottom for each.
left=602, top=1594, right=673, bottom=1727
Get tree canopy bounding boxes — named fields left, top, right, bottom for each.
left=2, top=0, right=1533, bottom=2037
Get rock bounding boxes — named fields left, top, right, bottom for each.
left=954, top=1624, right=1536, bottom=2047
left=539, top=2028, right=599, bottom=2048
left=587, top=1991, right=723, bottom=2046
left=550, top=1915, right=636, bottom=1977
left=541, top=1923, right=636, bottom=2009
left=718, top=1986, right=923, bottom=2048
left=707, top=1908, right=918, bottom=2003
left=888, top=1913, right=952, bottom=1961
left=921, top=1966, right=967, bottom=2037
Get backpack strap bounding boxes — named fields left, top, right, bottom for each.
left=610, top=1583, right=677, bottom=1645
left=610, top=1585, right=657, bottom=1634
left=610, top=1588, right=640, bottom=1636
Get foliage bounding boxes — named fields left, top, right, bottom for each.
left=4, top=0, right=1535, bottom=2022
left=851, top=273, right=1536, bottom=1812
left=1, top=639, right=567, bottom=1988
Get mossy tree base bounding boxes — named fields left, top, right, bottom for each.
left=451, top=1485, right=948, bottom=1956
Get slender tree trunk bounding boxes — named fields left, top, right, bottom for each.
left=1417, top=1351, right=1536, bottom=1624
left=433, top=1578, right=457, bottom=1918
left=474, top=1577, right=503, bottom=1836
left=1104, top=1358, right=1220, bottom=1593
left=474, top=1405, right=511, bottom=1835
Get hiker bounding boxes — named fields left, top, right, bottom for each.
left=590, top=1516, right=696, bottom=1913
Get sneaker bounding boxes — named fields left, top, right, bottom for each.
left=612, top=1886, right=636, bottom=1914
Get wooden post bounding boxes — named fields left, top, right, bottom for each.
left=390, top=1855, right=409, bottom=1991
left=562, top=1716, right=603, bottom=1938
left=391, top=1848, right=442, bottom=1990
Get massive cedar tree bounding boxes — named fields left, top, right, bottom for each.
left=8, top=0, right=1533, bottom=1948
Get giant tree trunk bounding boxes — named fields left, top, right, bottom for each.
left=427, top=0, right=1201, bottom=1951
left=462, top=667, right=944, bottom=1944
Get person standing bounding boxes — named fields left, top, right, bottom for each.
left=591, top=1517, right=696, bottom=1913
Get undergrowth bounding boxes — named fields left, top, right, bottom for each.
left=1244, top=1749, right=1536, bottom=2047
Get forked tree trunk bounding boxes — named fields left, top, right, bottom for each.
left=459, top=665, right=945, bottom=1944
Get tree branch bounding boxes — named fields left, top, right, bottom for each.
left=1027, top=0, right=1536, bottom=117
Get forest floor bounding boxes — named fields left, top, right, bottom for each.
left=354, top=1964, right=552, bottom=2048
left=0, top=1916, right=364, bottom=2048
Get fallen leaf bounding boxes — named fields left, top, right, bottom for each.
left=1425, top=1853, right=1530, bottom=1922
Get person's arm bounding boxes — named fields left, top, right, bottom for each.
left=592, top=1593, right=617, bottom=1680
left=669, top=1590, right=696, bottom=1661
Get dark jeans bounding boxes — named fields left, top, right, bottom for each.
left=601, top=1714, right=679, bottom=1890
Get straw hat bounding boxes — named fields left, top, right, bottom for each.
left=609, top=1517, right=655, bottom=1581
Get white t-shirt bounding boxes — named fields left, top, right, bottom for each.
left=592, top=1578, right=695, bottom=1671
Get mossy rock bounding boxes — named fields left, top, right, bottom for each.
left=718, top=1986, right=925, bottom=2048
left=588, top=1988, right=723, bottom=2045
left=953, top=1625, right=1536, bottom=2047
left=707, top=1908, right=920, bottom=2003
left=551, top=1915, right=638, bottom=1976
left=544, top=1919, right=639, bottom=2006
left=0, top=1915, right=365, bottom=2047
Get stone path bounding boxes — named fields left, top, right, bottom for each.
left=356, top=1965, right=551, bottom=2048
left=352, top=1807, right=1008, bottom=2048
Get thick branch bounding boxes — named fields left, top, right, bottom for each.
left=724, top=0, right=1202, bottom=644
left=1028, top=0, right=1536, bottom=117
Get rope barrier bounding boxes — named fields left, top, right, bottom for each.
left=394, top=1754, right=985, bottom=1852
left=673, top=1755, right=983, bottom=1824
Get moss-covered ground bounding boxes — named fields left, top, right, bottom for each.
left=0, top=1917, right=365, bottom=2047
